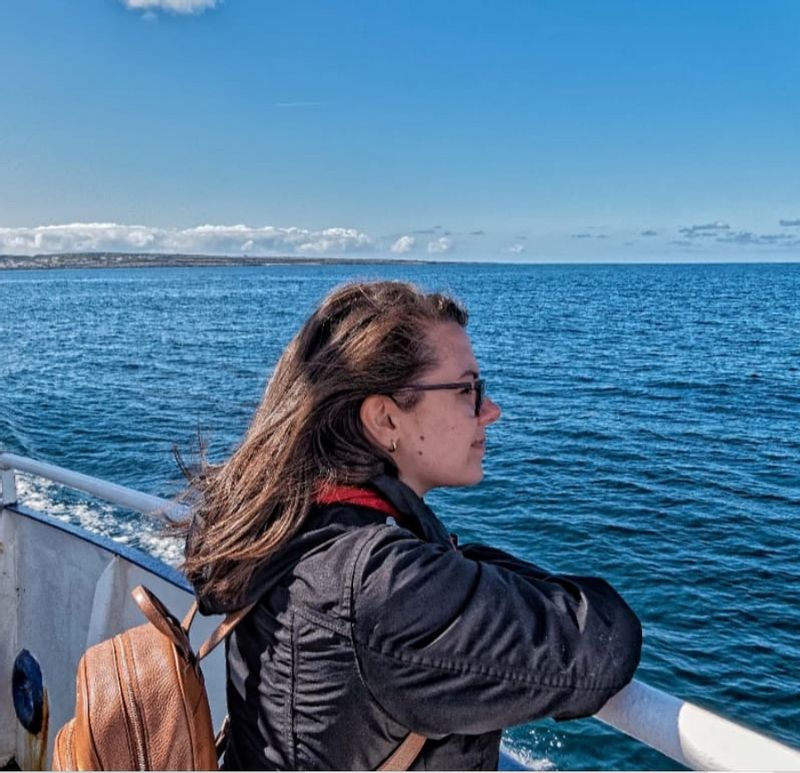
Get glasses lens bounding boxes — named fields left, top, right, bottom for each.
left=474, top=379, right=485, bottom=416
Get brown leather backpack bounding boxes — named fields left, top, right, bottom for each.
left=52, top=585, right=244, bottom=770
left=53, top=585, right=425, bottom=771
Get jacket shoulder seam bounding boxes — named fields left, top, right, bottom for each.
left=347, top=527, right=417, bottom=730
left=342, top=523, right=395, bottom=617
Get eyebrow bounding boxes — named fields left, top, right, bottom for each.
left=459, top=369, right=479, bottom=380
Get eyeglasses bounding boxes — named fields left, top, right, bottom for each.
left=393, top=378, right=486, bottom=417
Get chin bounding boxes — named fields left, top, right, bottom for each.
left=460, top=467, right=484, bottom=487
left=418, top=465, right=485, bottom=493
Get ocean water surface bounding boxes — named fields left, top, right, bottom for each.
left=1, top=262, right=798, bottom=769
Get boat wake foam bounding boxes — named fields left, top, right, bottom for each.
left=14, top=474, right=184, bottom=567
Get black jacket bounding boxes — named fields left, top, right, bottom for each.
left=198, top=476, right=642, bottom=770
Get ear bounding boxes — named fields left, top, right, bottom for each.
left=359, top=395, right=398, bottom=450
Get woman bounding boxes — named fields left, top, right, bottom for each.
left=183, top=281, right=641, bottom=770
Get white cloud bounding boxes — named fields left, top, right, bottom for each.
left=0, top=222, right=374, bottom=256
left=390, top=235, right=415, bottom=254
left=507, top=244, right=526, bottom=254
left=678, top=221, right=730, bottom=238
left=426, top=237, right=453, bottom=254
left=715, top=230, right=800, bottom=247
left=296, top=227, right=372, bottom=253
left=122, top=0, right=218, bottom=14
left=0, top=223, right=159, bottom=253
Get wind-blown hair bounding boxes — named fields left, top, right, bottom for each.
left=181, top=281, right=468, bottom=607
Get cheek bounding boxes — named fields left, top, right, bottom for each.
left=413, top=420, right=467, bottom=461
left=408, top=414, right=451, bottom=458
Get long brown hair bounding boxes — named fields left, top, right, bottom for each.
left=180, top=280, right=467, bottom=606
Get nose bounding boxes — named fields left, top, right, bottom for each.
left=478, top=396, right=501, bottom=425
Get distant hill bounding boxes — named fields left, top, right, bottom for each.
left=0, top=252, right=430, bottom=270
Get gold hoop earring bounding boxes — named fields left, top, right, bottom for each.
left=388, top=439, right=397, bottom=453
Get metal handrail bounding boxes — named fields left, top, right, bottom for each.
left=596, top=679, right=800, bottom=769
left=0, top=452, right=187, bottom=521
left=2, top=452, right=800, bottom=770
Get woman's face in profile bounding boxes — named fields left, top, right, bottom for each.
left=391, top=322, right=501, bottom=496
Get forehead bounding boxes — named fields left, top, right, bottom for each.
left=426, top=322, right=478, bottom=376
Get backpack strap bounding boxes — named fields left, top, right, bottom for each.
left=197, top=603, right=257, bottom=661
left=134, top=586, right=255, bottom=663
left=181, top=599, right=199, bottom=630
left=378, top=732, right=427, bottom=771
left=132, top=585, right=193, bottom=660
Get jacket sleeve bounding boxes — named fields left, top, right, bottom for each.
left=457, top=540, right=552, bottom=576
left=351, top=528, right=642, bottom=737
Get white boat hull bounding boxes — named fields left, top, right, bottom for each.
left=1, top=504, right=228, bottom=770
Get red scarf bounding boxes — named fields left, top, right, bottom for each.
left=315, top=483, right=400, bottom=519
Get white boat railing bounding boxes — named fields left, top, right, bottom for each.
left=2, top=451, right=800, bottom=771
left=0, top=452, right=187, bottom=520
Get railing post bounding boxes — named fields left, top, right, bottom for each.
left=1, top=466, right=17, bottom=506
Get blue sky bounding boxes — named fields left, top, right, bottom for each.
left=1, top=0, right=799, bottom=261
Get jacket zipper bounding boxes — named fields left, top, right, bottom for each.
left=115, top=635, right=149, bottom=770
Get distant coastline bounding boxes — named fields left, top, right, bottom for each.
left=0, top=252, right=433, bottom=271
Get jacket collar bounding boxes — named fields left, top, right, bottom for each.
left=369, top=474, right=453, bottom=549
left=198, top=476, right=454, bottom=614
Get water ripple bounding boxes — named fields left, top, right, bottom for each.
left=2, top=262, right=799, bottom=770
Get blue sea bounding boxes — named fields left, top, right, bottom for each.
left=1, top=262, right=798, bottom=770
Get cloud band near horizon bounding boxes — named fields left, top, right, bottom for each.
left=3, top=220, right=800, bottom=258
left=0, top=223, right=373, bottom=256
